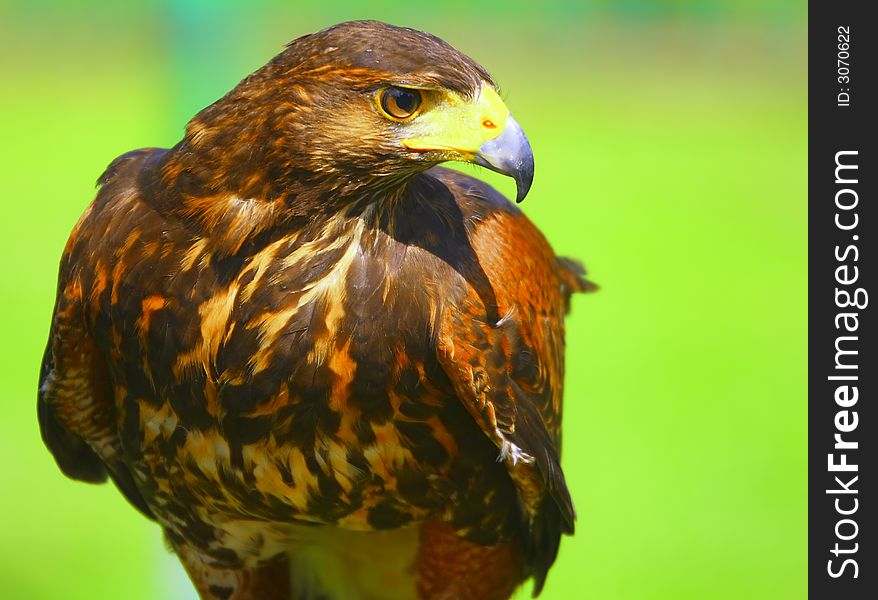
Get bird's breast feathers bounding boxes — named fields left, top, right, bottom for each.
left=64, top=160, right=564, bottom=561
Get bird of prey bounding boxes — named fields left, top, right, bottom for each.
left=39, top=20, right=591, bottom=600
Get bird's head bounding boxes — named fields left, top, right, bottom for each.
left=176, top=20, right=533, bottom=209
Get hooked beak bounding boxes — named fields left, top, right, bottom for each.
left=400, top=85, right=535, bottom=202
left=473, top=115, right=534, bottom=203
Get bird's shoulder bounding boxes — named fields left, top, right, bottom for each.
left=62, top=147, right=175, bottom=274
left=422, top=166, right=591, bottom=301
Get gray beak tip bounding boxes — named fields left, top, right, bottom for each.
left=513, top=152, right=534, bottom=203
left=474, top=115, right=535, bottom=204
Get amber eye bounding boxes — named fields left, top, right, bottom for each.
left=380, top=87, right=422, bottom=119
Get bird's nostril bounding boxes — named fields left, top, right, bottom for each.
left=482, top=119, right=496, bottom=129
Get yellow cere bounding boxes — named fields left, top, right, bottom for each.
left=401, top=85, right=509, bottom=155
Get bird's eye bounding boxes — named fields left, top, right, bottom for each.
left=380, top=87, right=422, bottom=120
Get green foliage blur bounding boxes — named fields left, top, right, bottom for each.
left=0, top=1, right=805, bottom=598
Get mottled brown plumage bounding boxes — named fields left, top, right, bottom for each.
left=39, top=20, right=591, bottom=600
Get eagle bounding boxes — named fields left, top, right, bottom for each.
left=39, top=20, right=591, bottom=600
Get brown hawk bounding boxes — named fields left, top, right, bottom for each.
left=39, top=20, right=591, bottom=600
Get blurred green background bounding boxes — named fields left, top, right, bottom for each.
left=0, top=1, right=806, bottom=598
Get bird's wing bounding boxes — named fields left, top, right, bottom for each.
left=38, top=149, right=161, bottom=519
left=430, top=169, right=589, bottom=593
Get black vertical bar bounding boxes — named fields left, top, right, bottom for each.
left=809, top=1, right=875, bottom=598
